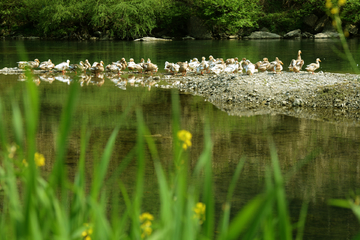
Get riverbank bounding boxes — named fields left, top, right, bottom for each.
left=167, top=71, right=360, bottom=124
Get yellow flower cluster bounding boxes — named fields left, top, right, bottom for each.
left=23, top=152, right=46, bottom=167
left=140, top=212, right=154, bottom=239
left=325, top=0, right=346, bottom=14
left=193, top=202, right=206, bottom=224
left=34, top=152, right=45, bottom=167
left=177, top=130, right=192, bottom=150
left=81, top=223, right=93, bottom=240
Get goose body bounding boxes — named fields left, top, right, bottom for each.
left=289, top=50, right=304, bottom=72
left=224, top=61, right=241, bottom=73
left=188, top=58, right=200, bottom=72
left=178, top=61, right=189, bottom=76
left=305, top=58, right=321, bottom=74
left=210, top=59, right=226, bottom=75
left=164, top=61, right=180, bottom=74
left=39, top=59, right=55, bottom=71
left=143, top=62, right=158, bottom=75
left=255, top=58, right=270, bottom=72
left=127, top=58, right=138, bottom=71
left=54, top=60, right=70, bottom=73
left=241, top=59, right=256, bottom=75
left=69, top=61, right=86, bottom=73
left=90, top=61, right=105, bottom=74
left=18, top=59, right=40, bottom=70
left=106, top=63, right=121, bottom=74
left=196, top=57, right=209, bottom=75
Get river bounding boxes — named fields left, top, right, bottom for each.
left=1, top=38, right=360, bottom=239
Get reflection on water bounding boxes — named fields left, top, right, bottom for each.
left=17, top=72, right=161, bottom=90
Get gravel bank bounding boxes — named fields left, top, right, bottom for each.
left=168, top=71, right=360, bottom=124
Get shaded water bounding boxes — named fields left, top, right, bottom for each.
left=1, top=39, right=360, bottom=239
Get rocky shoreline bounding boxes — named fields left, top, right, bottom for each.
left=169, top=71, right=360, bottom=124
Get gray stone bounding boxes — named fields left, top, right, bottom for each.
left=134, top=37, right=172, bottom=41
left=284, top=29, right=302, bottom=39
left=182, top=36, right=196, bottom=40
left=314, top=31, right=340, bottom=38
left=302, top=32, right=314, bottom=38
left=303, top=14, right=318, bottom=28
left=245, top=31, right=281, bottom=39
left=228, top=35, right=238, bottom=39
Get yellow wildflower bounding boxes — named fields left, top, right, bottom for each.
left=325, top=0, right=333, bottom=9
left=331, top=7, right=339, bottom=14
left=82, top=223, right=93, bottom=240
left=177, top=130, right=192, bottom=150
left=193, top=202, right=206, bottom=224
left=338, top=0, right=346, bottom=6
left=140, top=212, right=154, bottom=239
left=34, top=152, right=45, bottom=167
left=139, top=212, right=154, bottom=222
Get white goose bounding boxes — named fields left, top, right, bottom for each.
left=54, top=60, right=70, bottom=73
left=305, top=58, right=321, bottom=74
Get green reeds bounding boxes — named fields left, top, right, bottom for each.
left=0, top=65, right=308, bottom=240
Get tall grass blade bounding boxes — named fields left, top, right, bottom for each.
left=202, top=121, right=215, bottom=239
left=49, top=82, right=79, bottom=189
left=295, top=202, right=309, bottom=240
left=269, top=139, right=292, bottom=240
left=218, top=157, right=246, bottom=238
left=90, top=125, right=120, bottom=199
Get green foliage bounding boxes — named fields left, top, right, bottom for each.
left=341, top=0, right=360, bottom=24
left=258, top=12, right=302, bottom=34
left=155, top=0, right=191, bottom=36
left=193, top=0, right=261, bottom=34
left=10, top=0, right=161, bottom=39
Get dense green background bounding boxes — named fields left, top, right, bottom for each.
left=0, top=0, right=358, bottom=39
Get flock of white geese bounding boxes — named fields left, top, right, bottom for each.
left=16, top=50, right=321, bottom=76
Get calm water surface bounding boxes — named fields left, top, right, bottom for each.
left=1, top=39, right=360, bottom=239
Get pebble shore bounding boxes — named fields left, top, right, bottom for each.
left=168, top=71, right=360, bottom=124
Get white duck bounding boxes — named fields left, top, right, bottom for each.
left=188, top=58, right=200, bottom=72
left=54, top=60, right=70, bottom=74
left=305, top=58, right=321, bottom=74
left=164, top=61, right=180, bottom=74
left=224, top=60, right=241, bottom=73
left=178, top=61, right=189, bottom=76
left=210, top=59, right=226, bottom=75
left=18, top=59, right=40, bottom=70
left=241, top=59, right=256, bottom=75
left=196, top=57, right=209, bottom=75
left=39, top=59, right=55, bottom=71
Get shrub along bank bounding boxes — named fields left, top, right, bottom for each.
left=0, top=0, right=358, bottom=40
